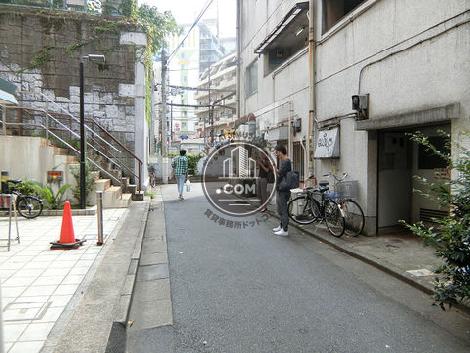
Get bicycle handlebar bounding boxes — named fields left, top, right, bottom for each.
left=323, top=172, right=348, bottom=182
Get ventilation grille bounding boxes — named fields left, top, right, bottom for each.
left=419, top=208, right=448, bottom=223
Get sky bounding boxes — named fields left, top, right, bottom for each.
left=141, top=0, right=237, bottom=38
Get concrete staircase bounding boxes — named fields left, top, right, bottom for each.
left=95, top=178, right=133, bottom=209
left=1, top=103, right=143, bottom=207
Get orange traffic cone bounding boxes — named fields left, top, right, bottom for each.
left=50, top=201, right=86, bottom=250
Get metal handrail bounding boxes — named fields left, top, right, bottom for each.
left=0, top=107, right=122, bottom=185
left=0, top=119, right=121, bottom=184
left=5, top=106, right=118, bottom=175
left=51, top=112, right=143, bottom=191
left=35, top=92, right=119, bottom=153
left=3, top=104, right=142, bottom=190
left=87, top=134, right=138, bottom=180
left=85, top=119, right=143, bottom=191
left=35, top=93, right=143, bottom=191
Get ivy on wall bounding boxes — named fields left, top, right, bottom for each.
left=130, top=1, right=179, bottom=125
left=1, top=1, right=179, bottom=126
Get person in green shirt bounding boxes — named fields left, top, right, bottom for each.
left=172, top=150, right=188, bottom=200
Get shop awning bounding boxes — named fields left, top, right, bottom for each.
left=254, top=1, right=309, bottom=54
left=0, top=78, right=18, bottom=105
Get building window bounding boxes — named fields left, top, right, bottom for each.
left=245, top=60, right=258, bottom=98
left=322, top=0, right=366, bottom=33
left=254, top=2, right=309, bottom=75
left=264, top=37, right=307, bottom=75
left=293, top=142, right=305, bottom=181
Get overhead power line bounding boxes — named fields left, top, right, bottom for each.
left=155, top=83, right=235, bottom=94
left=167, top=103, right=235, bottom=111
left=167, top=0, right=215, bottom=63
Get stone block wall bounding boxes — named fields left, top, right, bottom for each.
left=0, top=4, right=144, bottom=157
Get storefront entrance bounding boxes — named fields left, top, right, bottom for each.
left=377, top=125, right=450, bottom=233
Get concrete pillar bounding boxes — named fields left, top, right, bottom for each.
left=160, top=156, right=169, bottom=184
left=120, top=31, right=149, bottom=189
left=365, top=130, right=378, bottom=235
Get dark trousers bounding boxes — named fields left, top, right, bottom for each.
left=276, top=190, right=290, bottom=231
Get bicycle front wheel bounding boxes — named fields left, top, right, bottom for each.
left=342, top=199, right=365, bottom=237
left=324, top=200, right=345, bottom=237
left=17, top=196, right=43, bottom=219
left=288, top=196, right=320, bottom=225
left=150, top=175, right=157, bottom=188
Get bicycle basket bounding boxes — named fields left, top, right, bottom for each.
left=335, top=180, right=358, bottom=200
left=325, top=191, right=341, bottom=201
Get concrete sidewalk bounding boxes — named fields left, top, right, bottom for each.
left=0, top=208, right=127, bottom=353
left=47, top=200, right=150, bottom=353
left=267, top=205, right=443, bottom=295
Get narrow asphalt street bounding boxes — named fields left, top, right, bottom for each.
left=127, top=183, right=470, bottom=353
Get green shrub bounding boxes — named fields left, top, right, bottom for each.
left=403, top=131, right=470, bottom=309
left=70, top=163, right=95, bottom=205
left=8, top=180, right=71, bottom=210
left=40, top=184, right=72, bottom=210
left=187, top=154, right=204, bottom=176
left=169, top=153, right=204, bottom=176
left=8, top=180, right=43, bottom=196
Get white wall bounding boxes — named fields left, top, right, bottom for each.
left=0, top=136, right=77, bottom=200
left=312, top=0, right=470, bottom=233
left=1, top=136, right=56, bottom=184
left=240, top=0, right=310, bottom=149
left=240, top=0, right=470, bottom=234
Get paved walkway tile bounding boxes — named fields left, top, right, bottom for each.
left=0, top=208, right=127, bottom=352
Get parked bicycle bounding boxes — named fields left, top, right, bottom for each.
left=322, top=172, right=365, bottom=237
left=148, top=165, right=157, bottom=188
left=288, top=182, right=346, bottom=237
left=7, top=180, right=44, bottom=219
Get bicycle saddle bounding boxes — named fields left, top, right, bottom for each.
left=7, top=179, right=21, bottom=184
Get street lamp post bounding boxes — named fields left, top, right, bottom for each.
left=79, top=61, right=86, bottom=209
left=79, top=54, right=106, bottom=209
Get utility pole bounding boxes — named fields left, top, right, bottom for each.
left=210, top=104, right=214, bottom=146
left=79, top=61, right=86, bottom=209
left=209, top=67, right=214, bottom=146
left=236, top=0, right=241, bottom=121
left=170, top=100, right=173, bottom=144
left=161, top=48, right=168, bottom=157
left=204, top=67, right=212, bottom=152
left=307, top=0, right=316, bottom=180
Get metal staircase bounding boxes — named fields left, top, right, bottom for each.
left=0, top=93, right=143, bottom=203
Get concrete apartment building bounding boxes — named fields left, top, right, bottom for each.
left=239, top=0, right=311, bottom=182
left=195, top=52, right=237, bottom=143
left=166, top=20, right=227, bottom=146
left=238, top=0, right=470, bottom=235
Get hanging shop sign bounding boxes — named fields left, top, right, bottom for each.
left=314, top=127, right=340, bottom=159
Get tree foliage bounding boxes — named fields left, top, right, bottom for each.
left=403, top=131, right=470, bottom=309
left=136, top=4, right=179, bottom=55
